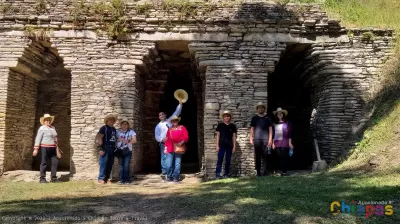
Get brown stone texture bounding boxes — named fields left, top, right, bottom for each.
left=0, top=1, right=395, bottom=179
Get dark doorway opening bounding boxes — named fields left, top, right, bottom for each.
left=161, top=67, right=199, bottom=173
left=268, top=43, right=314, bottom=170
left=142, top=41, right=201, bottom=174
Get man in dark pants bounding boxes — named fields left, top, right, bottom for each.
left=215, top=110, right=237, bottom=179
left=250, top=102, right=273, bottom=176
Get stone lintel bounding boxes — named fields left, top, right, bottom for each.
left=244, top=33, right=349, bottom=43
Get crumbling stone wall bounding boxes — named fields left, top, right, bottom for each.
left=0, top=1, right=395, bottom=179
left=298, top=30, right=394, bottom=163
left=4, top=70, right=37, bottom=171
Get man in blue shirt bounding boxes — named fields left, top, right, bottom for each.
left=154, top=101, right=183, bottom=175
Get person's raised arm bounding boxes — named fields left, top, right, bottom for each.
left=167, top=102, right=183, bottom=122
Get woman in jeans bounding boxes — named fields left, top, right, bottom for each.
left=116, top=119, right=137, bottom=184
left=272, top=108, right=293, bottom=176
left=32, top=114, right=59, bottom=183
left=164, top=115, right=189, bottom=183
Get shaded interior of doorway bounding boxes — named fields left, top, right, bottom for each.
left=268, top=43, right=314, bottom=170
left=142, top=41, right=201, bottom=173
left=3, top=41, right=71, bottom=172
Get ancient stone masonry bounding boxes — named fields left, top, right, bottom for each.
left=0, top=0, right=395, bottom=179
left=297, top=31, right=395, bottom=163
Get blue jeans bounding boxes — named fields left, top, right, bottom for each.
left=165, top=152, right=182, bottom=180
left=118, top=151, right=132, bottom=183
left=216, top=146, right=233, bottom=177
left=160, top=142, right=167, bottom=174
left=98, top=145, right=115, bottom=181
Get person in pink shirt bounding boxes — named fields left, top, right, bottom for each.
left=272, top=107, right=294, bottom=176
left=164, top=115, right=189, bottom=183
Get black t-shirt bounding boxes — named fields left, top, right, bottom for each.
left=216, top=123, right=237, bottom=148
left=250, top=115, right=272, bottom=140
left=98, top=125, right=117, bottom=146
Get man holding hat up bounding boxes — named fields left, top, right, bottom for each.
left=250, top=102, right=273, bottom=176
left=215, top=110, right=237, bottom=179
left=155, top=96, right=184, bottom=176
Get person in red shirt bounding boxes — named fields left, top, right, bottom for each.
left=164, top=115, right=189, bottom=183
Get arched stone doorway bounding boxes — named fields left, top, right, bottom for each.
left=2, top=40, right=71, bottom=172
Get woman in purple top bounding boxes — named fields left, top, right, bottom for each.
left=272, top=107, right=294, bottom=176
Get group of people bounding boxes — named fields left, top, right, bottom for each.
left=33, top=100, right=293, bottom=184
left=215, top=102, right=293, bottom=178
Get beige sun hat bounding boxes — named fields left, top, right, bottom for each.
left=220, top=110, right=232, bottom=119
left=120, top=118, right=132, bottom=128
left=174, top=89, right=188, bottom=103
left=255, top=102, right=266, bottom=110
left=273, top=107, right=288, bottom=116
left=40, top=114, right=54, bottom=125
left=170, top=115, right=181, bottom=122
left=104, top=114, right=118, bottom=124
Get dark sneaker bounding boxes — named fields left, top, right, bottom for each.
left=51, top=179, right=61, bottom=183
left=173, top=179, right=180, bottom=184
left=39, top=179, right=48, bottom=184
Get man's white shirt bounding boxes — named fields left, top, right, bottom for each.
left=154, top=104, right=182, bottom=143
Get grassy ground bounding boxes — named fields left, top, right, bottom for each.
left=0, top=172, right=399, bottom=224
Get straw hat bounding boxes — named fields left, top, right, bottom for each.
left=120, top=118, right=132, bottom=128
left=174, top=89, right=188, bottom=103
left=104, top=114, right=118, bottom=124
left=170, top=115, right=181, bottom=122
left=220, top=110, right=232, bottom=119
left=255, top=102, right=266, bottom=110
left=273, top=107, right=288, bottom=116
left=40, top=114, right=54, bottom=125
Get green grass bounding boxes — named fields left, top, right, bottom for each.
left=0, top=173, right=399, bottom=223
left=286, top=0, right=400, bottom=30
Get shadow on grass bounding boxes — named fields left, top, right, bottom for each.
left=1, top=173, right=399, bottom=224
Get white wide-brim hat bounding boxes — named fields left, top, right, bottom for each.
left=174, top=89, right=188, bottom=103
left=170, top=115, right=181, bottom=122
left=104, top=114, right=118, bottom=124
left=255, top=102, right=266, bottom=110
left=40, top=114, right=54, bottom=125
left=220, top=110, right=232, bottom=119
left=120, top=118, right=132, bottom=128
left=273, top=107, right=288, bottom=116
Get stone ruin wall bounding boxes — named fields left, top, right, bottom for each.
left=0, top=0, right=395, bottom=179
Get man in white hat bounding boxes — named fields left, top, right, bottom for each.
left=154, top=100, right=183, bottom=175
left=215, top=110, right=237, bottom=179
left=250, top=102, right=273, bottom=176
left=96, top=114, right=118, bottom=184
